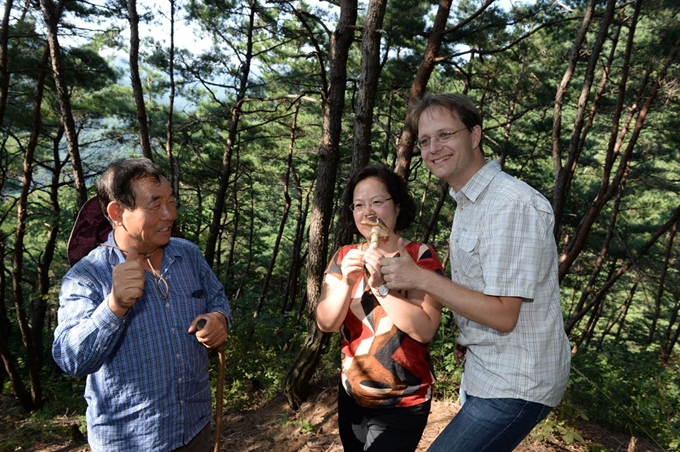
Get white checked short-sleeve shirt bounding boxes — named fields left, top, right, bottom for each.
left=449, top=160, right=571, bottom=407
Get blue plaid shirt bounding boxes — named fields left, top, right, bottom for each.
left=53, top=235, right=231, bottom=452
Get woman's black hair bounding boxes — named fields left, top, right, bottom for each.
left=338, top=164, right=416, bottom=235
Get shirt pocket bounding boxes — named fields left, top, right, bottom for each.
left=458, top=231, right=479, bottom=253
left=188, top=289, right=207, bottom=313
left=174, top=284, right=207, bottom=322
left=454, top=230, right=484, bottom=288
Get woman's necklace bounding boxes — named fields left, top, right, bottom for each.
left=100, top=243, right=169, bottom=300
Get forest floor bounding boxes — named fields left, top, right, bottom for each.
left=2, top=378, right=667, bottom=452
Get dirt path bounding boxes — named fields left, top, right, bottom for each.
left=218, top=381, right=663, bottom=452
left=15, top=380, right=665, bottom=452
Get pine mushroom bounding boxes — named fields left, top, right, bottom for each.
left=360, top=215, right=389, bottom=249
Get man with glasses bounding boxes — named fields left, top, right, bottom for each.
left=381, top=93, right=571, bottom=451
left=53, top=157, right=231, bottom=452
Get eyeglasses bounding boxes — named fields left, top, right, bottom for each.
left=147, top=257, right=169, bottom=300
left=350, top=198, right=392, bottom=213
left=417, top=127, right=468, bottom=150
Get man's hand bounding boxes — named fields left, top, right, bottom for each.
left=380, top=238, right=422, bottom=292
left=109, top=247, right=145, bottom=317
left=188, top=312, right=228, bottom=349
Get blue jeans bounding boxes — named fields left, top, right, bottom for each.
left=427, top=395, right=552, bottom=452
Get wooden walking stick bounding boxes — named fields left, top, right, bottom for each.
left=196, top=319, right=225, bottom=452
left=214, top=343, right=225, bottom=452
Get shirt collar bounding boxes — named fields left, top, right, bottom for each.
left=102, top=231, right=180, bottom=263
left=449, top=160, right=502, bottom=203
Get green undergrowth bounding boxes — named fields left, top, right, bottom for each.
left=564, top=344, right=679, bottom=450
left=0, top=369, right=88, bottom=452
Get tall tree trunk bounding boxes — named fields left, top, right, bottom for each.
left=33, top=128, right=65, bottom=372
left=661, top=297, right=680, bottom=364
left=283, top=179, right=313, bottom=315
left=394, top=0, right=495, bottom=180
left=333, top=0, right=388, bottom=249
left=394, top=0, right=455, bottom=180
left=204, top=4, right=256, bottom=267
left=224, top=170, right=238, bottom=282
left=551, top=0, right=601, bottom=238
left=126, top=0, right=152, bottom=158
left=39, top=0, right=87, bottom=206
left=557, top=0, right=661, bottom=282
left=566, top=205, right=680, bottom=335
left=609, top=283, right=636, bottom=346
left=647, top=217, right=677, bottom=344
left=421, top=180, right=448, bottom=245
left=283, top=0, right=358, bottom=410
left=7, top=43, right=51, bottom=411
left=569, top=175, right=628, bottom=344
left=165, top=0, right=180, bottom=194
left=351, top=0, right=386, bottom=173
left=0, top=3, right=12, bottom=388
left=0, top=234, right=8, bottom=391
left=0, top=335, right=33, bottom=411
left=256, top=102, right=300, bottom=317
left=0, top=0, right=13, bottom=124
left=231, top=201, right=254, bottom=309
